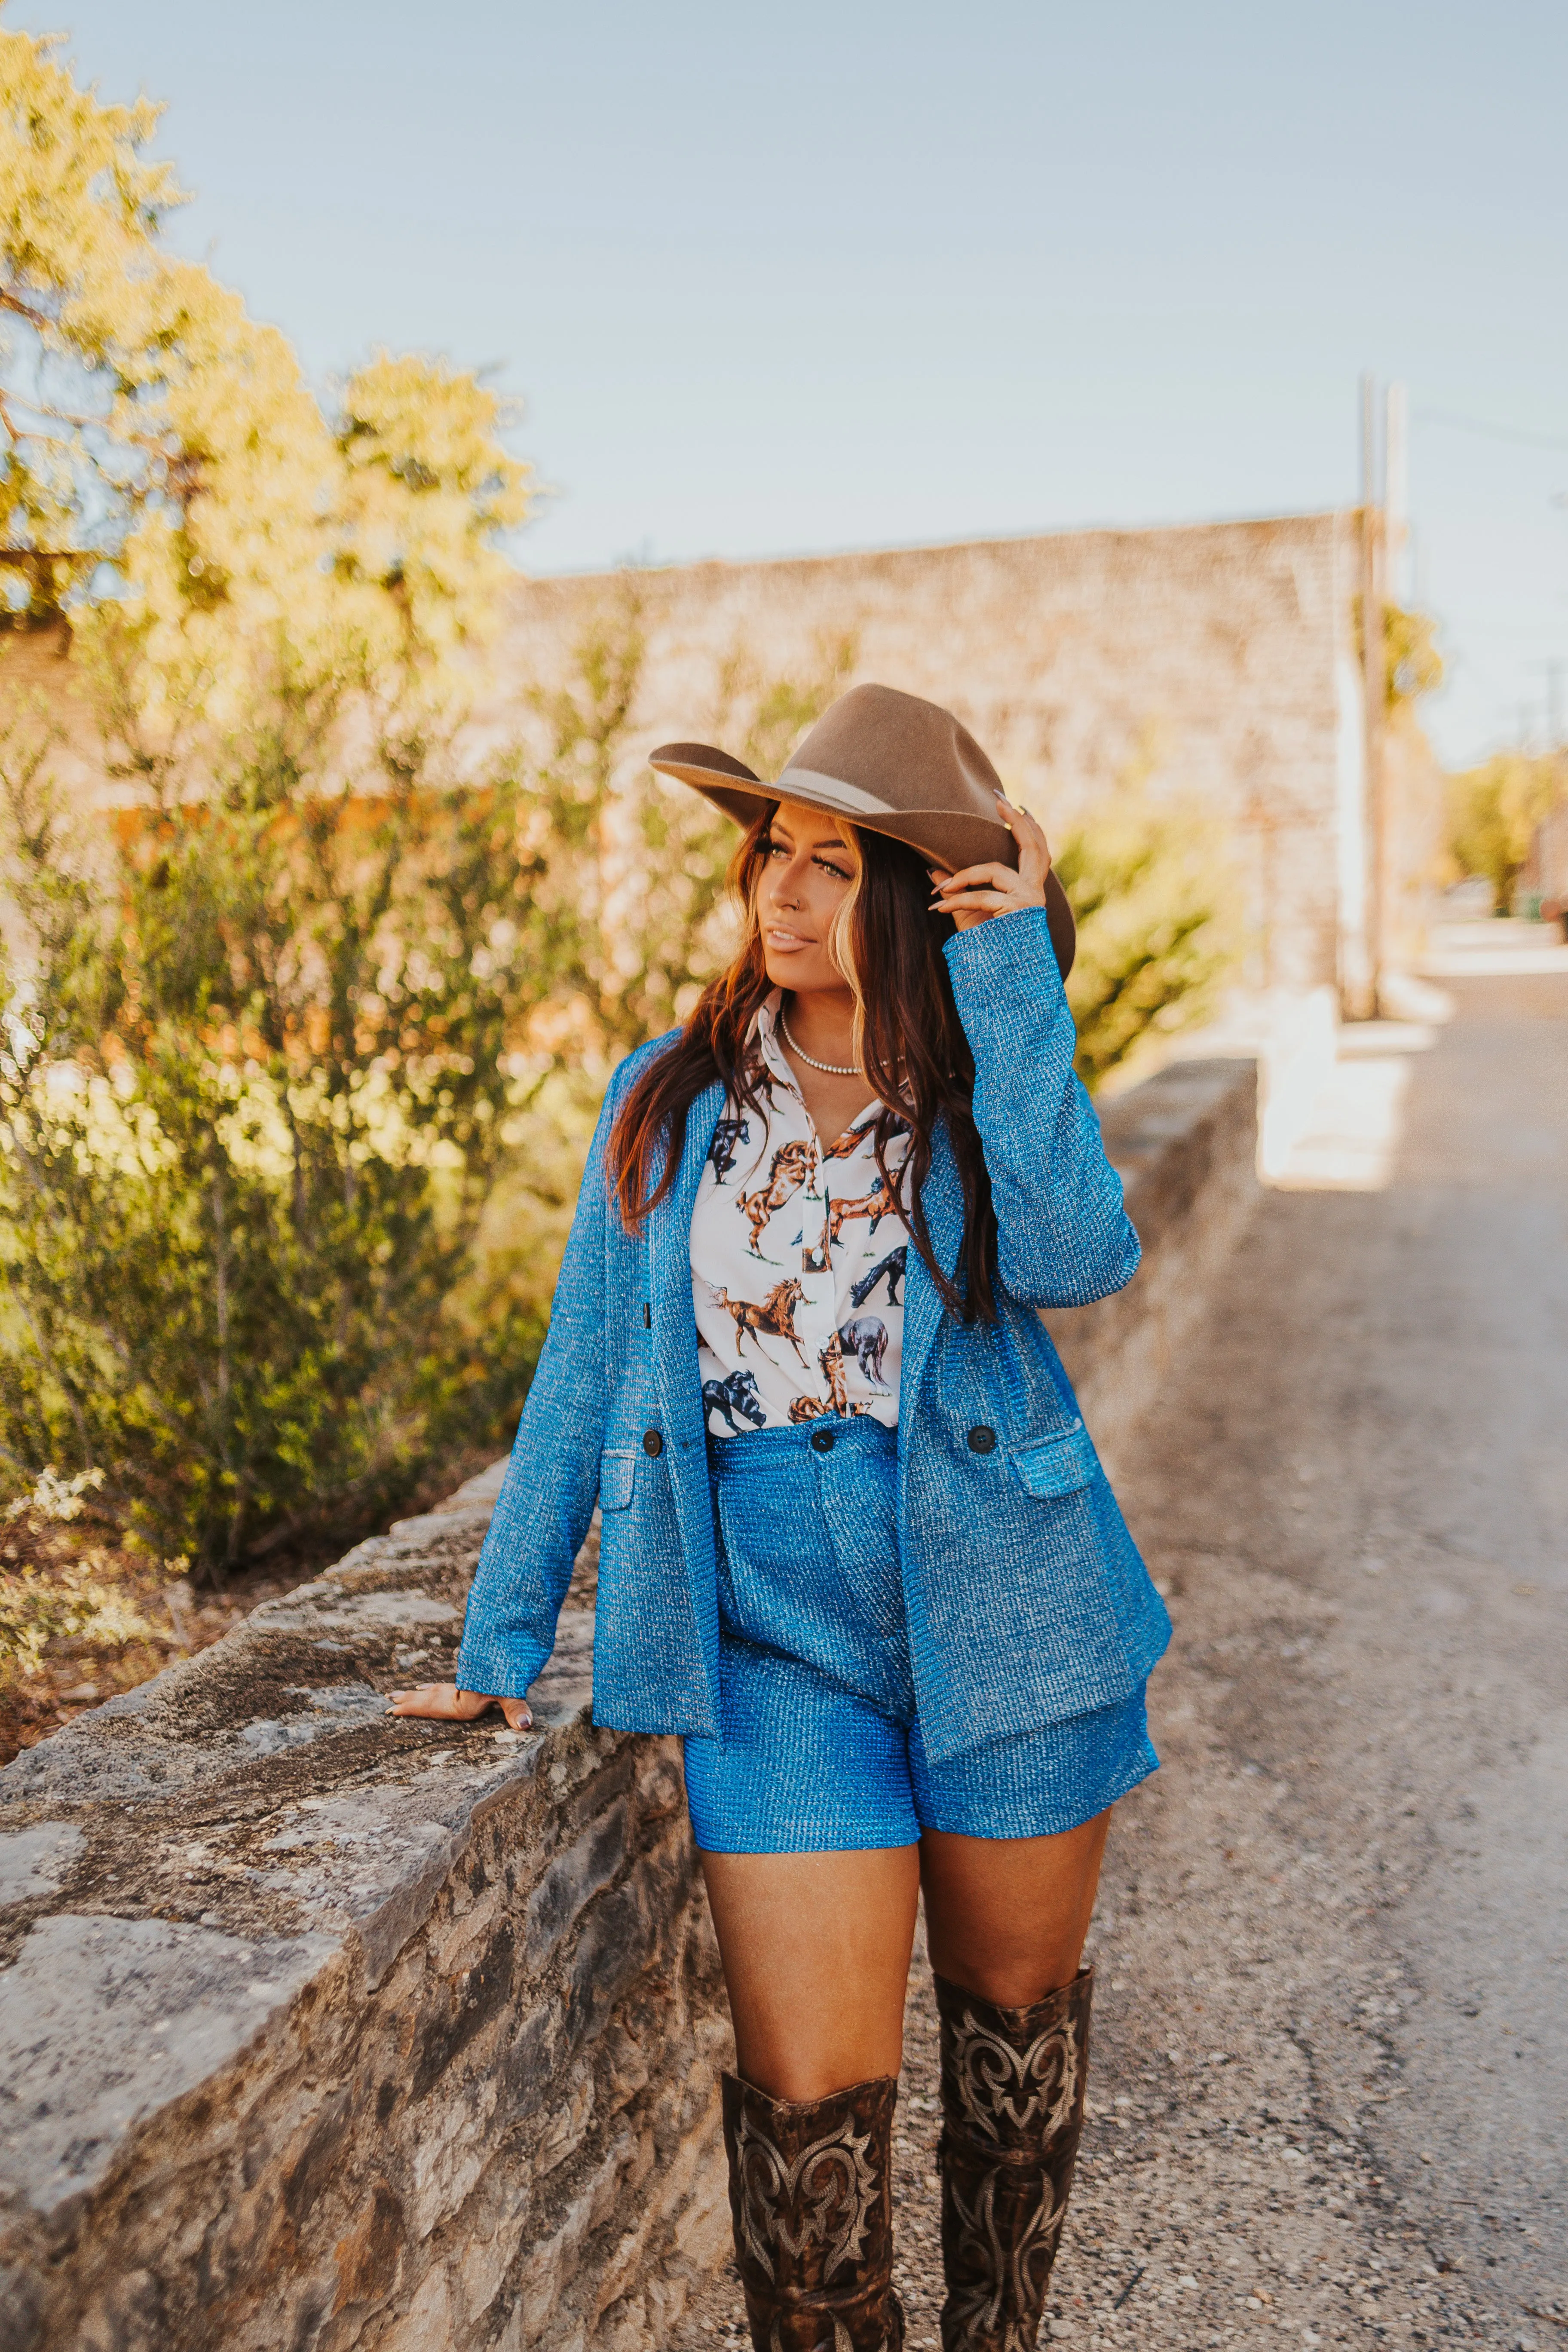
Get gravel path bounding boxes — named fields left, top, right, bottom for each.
left=684, top=963, right=1568, bottom=2352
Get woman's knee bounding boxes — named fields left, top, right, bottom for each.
left=920, top=1811, right=1111, bottom=2005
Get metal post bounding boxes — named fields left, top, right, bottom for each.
left=1361, top=376, right=1384, bottom=1016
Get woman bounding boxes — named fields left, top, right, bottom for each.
left=392, top=684, right=1170, bottom=2352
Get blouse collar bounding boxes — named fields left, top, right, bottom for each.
left=752, top=992, right=886, bottom=1138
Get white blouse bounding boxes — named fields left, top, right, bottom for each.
left=690, top=997, right=913, bottom=1436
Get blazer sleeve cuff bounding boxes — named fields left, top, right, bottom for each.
left=943, top=904, right=1067, bottom=995
left=453, top=1631, right=550, bottom=1700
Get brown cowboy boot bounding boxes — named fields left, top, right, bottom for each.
left=933, top=1967, right=1093, bottom=2352
left=721, top=2070, right=906, bottom=2352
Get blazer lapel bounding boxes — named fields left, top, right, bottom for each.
left=649, top=1080, right=726, bottom=1704
left=898, top=1116, right=964, bottom=1429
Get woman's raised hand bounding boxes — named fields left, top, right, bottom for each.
left=928, top=792, right=1053, bottom=931
left=387, top=1681, right=533, bottom=1731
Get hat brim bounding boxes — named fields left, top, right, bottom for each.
left=649, top=744, right=1076, bottom=981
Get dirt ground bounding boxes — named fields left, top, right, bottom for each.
left=0, top=1446, right=502, bottom=1767
left=683, top=964, right=1568, bottom=2352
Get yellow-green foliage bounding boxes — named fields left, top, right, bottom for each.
left=1054, top=787, right=1243, bottom=1091
left=0, top=13, right=527, bottom=735
left=0, top=691, right=561, bottom=1571
left=1445, top=753, right=1567, bottom=914
left=1384, top=604, right=1443, bottom=709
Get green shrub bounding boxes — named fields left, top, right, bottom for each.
left=1056, top=786, right=1242, bottom=1091
left=0, top=613, right=854, bottom=1574
left=0, top=688, right=554, bottom=1571
left=0, top=1469, right=162, bottom=1681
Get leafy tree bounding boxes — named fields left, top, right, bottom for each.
left=0, top=12, right=527, bottom=729
left=1445, top=752, right=1567, bottom=914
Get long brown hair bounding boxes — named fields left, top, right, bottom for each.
left=608, top=805, right=998, bottom=1321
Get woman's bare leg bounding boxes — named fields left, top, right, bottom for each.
left=919, top=1810, right=1111, bottom=2004
left=699, top=1846, right=922, bottom=2099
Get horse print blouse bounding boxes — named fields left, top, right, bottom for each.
left=691, top=995, right=913, bottom=1437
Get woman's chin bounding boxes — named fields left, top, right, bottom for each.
left=764, top=955, right=834, bottom=994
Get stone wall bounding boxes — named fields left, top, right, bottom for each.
left=0, top=1491, right=730, bottom=2352
left=1046, top=1058, right=1260, bottom=1477
left=0, top=1050, right=1262, bottom=2352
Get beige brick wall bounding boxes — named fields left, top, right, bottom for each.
left=473, top=512, right=1366, bottom=995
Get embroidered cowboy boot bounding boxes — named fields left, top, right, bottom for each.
left=721, top=2070, right=905, bottom=2352
left=933, top=1967, right=1093, bottom=2352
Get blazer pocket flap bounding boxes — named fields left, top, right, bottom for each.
left=599, top=1449, right=637, bottom=1511
left=1010, top=1422, right=1096, bottom=1499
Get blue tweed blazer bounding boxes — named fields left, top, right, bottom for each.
left=457, top=906, right=1170, bottom=1764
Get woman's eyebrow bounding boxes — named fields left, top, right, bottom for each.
left=766, top=825, right=847, bottom=855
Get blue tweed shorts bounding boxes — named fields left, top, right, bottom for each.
left=682, top=1415, right=1158, bottom=1855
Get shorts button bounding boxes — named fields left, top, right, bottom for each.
left=967, top=1425, right=997, bottom=1454
left=810, top=1427, right=836, bottom=1455
left=642, top=1428, right=663, bottom=1457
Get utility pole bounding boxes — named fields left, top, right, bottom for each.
left=1356, top=374, right=1384, bottom=1020
left=1385, top=380, right=1409, bottom=607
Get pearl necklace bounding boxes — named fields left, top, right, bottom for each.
left=780, top=1013, right=861, bottom=1076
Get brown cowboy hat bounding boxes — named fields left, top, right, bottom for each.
left=649, top=682, right=1076, bottom=979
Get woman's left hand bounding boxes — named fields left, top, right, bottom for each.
left=928, top=793, right=1053, bottom=931
left=387, top=1681, right=533, bottom=1731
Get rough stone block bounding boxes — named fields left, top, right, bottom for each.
left=534, top=2062, right=595, bottom=2177
left=525, top=1801, right=629, bottom=1963
left=379, top=2261, right=454, bottom=2352
left=0, top=1914, right=339, bottom=2216
left=0, top=1820, right=83, bottom=1905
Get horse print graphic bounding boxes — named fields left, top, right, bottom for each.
left=692, top=1004, right=913, bottom=1433
left=706, top=1277, right=809, bottom=1364
left=737, top=1139, right=813, bottom=1256
left=849, top=1246, right=907, bottom=1310
left=708, top=1117, right=751, bottom=1184
left=703, top=1366, right=768, bottom=1436
left=818, top=1329, right=848, bottom=1415
left=838, top=1314, right=891, bottom=1390
left=824, top=1174, right=891, bottom=1250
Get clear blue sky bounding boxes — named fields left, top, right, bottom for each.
left=12, top=0, right=1568, bottom=765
